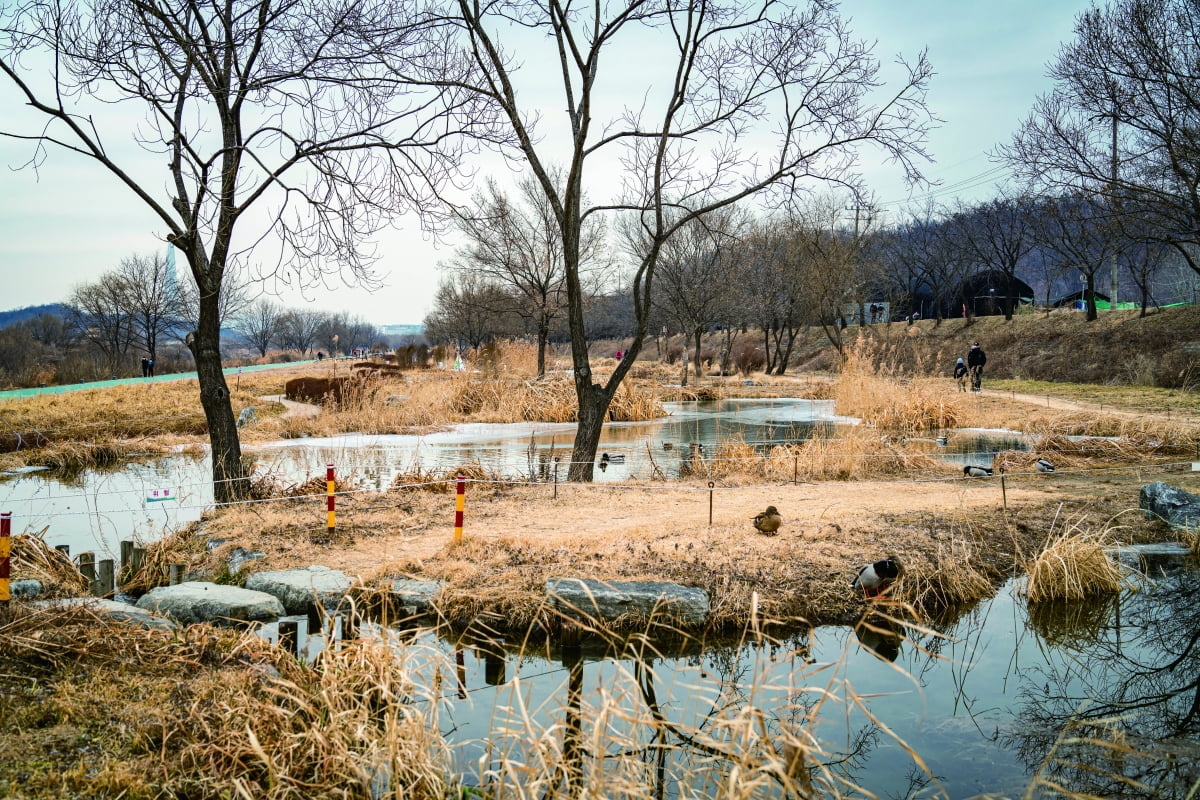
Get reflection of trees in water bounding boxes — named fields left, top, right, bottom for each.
left=1004, top=560, right=1200, bottom=798
left=532, top=627, right=886, bottom=798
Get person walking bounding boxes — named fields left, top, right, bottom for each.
left=140, top=357, right=149, bottom=377
left=953, top=357, right=968, bottom=392
left=967, top=342, right=986, bottom=392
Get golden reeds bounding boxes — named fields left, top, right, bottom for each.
left=835, top=337, right=963, bottom=433
left=9, top=529, right=89, bottom=597
left=1023, top=514, right=1129, bottom=602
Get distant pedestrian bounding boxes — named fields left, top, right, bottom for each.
left=140, top=357, right=149, bottom=377
left=967, top=342, right=986, bottom=391
left=614, top=349, right=623, bottom=360
left=147, top=358, right=155, bottom=377
left=953, top=357, right=968, bottom=392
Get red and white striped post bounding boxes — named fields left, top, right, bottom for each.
left=0, top=512, right=11, bottom=609
left=453, top=474, right=466, bottom=544
left=326, top=464, right=336, bottom=534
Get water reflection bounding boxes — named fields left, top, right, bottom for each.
left=1, top=398, right=1031, bottom=561
left=429, top=547, right=1200, bottom=798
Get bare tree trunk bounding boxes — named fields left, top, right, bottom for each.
left=692, top=330, right=704, bottom=378
left=187, top=264, right=249, bottom=503
left=568, top=380, right=615, bottom=482
left=536, top=320, right=548, bottom=378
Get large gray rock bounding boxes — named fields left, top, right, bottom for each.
left=11, top=579, right=43, bottom=598
left=37, top=597, right=178, bottom=631
left=136, top=581, right=285, bottom=625
left=244, top=565, right=354, bottom=614
left=546, top=578, right=710, bottom=627
left=389, top=578, right=445, bottom=613
left=1140, top=481, right=1200, bottom=530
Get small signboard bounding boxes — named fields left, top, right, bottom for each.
left=147, top=488, right=175, bottom=503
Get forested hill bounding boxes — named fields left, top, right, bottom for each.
left=0, top=304, right=69, bottom=329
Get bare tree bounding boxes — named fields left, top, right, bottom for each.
left=999, top=0, right=1200, bottom=292
left=643, top=206, right=749, bottom=379
left=274, top=308, right=326, bottom=357
left=879, top=201, right=970, bottom=324
left=422, top=271, right=521, bottom=351
left=788, top=198, right=861, bottom=360
left=111, top=252, right=180, bottom=363
left=450, top=174, right=609, bottom=377
left=234, top=299, right=283, bottom=359
left=1029, top=195, right=1121, bottom=321
left=66, top=279, right=136, bottom=374
left=1, top=0, right=495, bottom=501
left=951, top=196, right=1037, bottom=320
left=452, top=0, right=932, bottom=480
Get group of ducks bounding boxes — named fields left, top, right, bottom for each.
left=746, top=456, right=1058, bottom=599
left=962, top=457, right=1054, bottom=478
left=751, top=505, right=904, bottom=598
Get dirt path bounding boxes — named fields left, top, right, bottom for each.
left=259, top=394, right=321, bottom=419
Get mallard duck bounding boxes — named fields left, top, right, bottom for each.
left=852, top=556, right=905, bottom=598
left=963, top=464, right=994, bottom=477
left=752, top=505, right=782, bottom=535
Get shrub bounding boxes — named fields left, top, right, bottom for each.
left=732, top=339, right=766, bottom=376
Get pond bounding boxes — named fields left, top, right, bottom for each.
left=419, top=543, right=1200, bottom=799
left=0, top=398, right=1028, bottom=562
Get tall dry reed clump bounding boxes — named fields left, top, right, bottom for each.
left=259, top=339, right=666, bottom=435
left=0, top=605, right=455, bottom=799
left=834, top=337, right=962, bottom=433
left=1023, top=514, right=1129, bottom=603
left=693, top=428, right=943, bottom=482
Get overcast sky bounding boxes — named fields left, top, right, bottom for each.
left=0, top=0, right=1094, bottom=327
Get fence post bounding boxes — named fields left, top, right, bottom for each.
left=326, top=464, right=336, bottom=535
left=97, top=559, right=115, bottom=597
left=553, top=457, right=560, bottom=499
left=77, top=552, right=97, bottom=596
left=1, top=512, right=11, bottom=613
left=454, top=474, right=466, bottom=544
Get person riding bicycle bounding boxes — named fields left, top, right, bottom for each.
left=967, top=342, right=987, bottom=392
left=953, top=357, right=968, bottom=392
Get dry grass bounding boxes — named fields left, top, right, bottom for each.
left=9, top=528, right=89, bottom=597
left=0, top=604, right=452, bottom=799
left=834, top=338, right=964, bottom=433
left=1023, top=512, right=1130, bottom=603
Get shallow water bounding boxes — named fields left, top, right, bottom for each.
left=0, top=398, right=1028, bottom=560
left=428, top=544, right=1200, bottom=799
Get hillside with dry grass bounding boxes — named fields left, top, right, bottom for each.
left=778, top=304, right=1200, bottom=388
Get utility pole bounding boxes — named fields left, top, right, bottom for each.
left=1109, top=108, right=1119, bottom=311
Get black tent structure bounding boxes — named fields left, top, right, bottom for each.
left=944, top=269, right=1035, bottom=318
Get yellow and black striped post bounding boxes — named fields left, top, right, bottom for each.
left=453, top=474, right=465, bottom=544
left=1, top=511, right=11, bottom=609
left=326, top=464, right=336, bottom=534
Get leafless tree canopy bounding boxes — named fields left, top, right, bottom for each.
left=450, top=0, right=933, bottom=480
left=1, top=0, right=501, bottom=500
left=447, top=174, right=610, bottom=376
left=1000, top=0, right=1200, bottom=274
